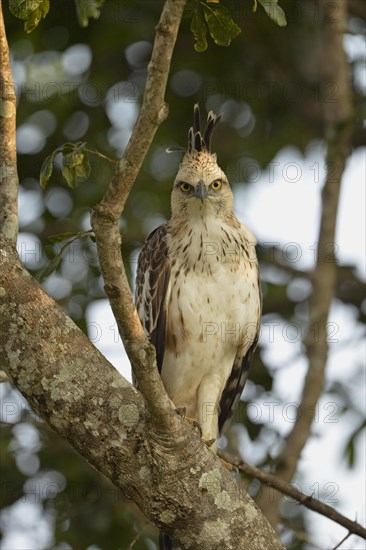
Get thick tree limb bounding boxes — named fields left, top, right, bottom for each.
left=256, top=0, right=354, bottom=526
left=220, top=453, right=366, bottom=540
left=0, top=0, right=18, bottom=245
left=90, top=0, right=186, bottom=429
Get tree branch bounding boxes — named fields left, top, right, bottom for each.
left=90, top=0, right=186, bottom=430
left=0, top=0, right=19, bottom=245
left=219, top=452, right=366, bottom=541
left=256, top=0, right=354, bottom=526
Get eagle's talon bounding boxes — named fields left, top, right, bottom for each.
left=175, top=406, right=187, bottom=418
left=204, top=438, right=216, bottom=448
left=182, top=416, right=202, bottom=437
left=175, top=408, right=203, bottom=436
left=191, top=420, right=202, bottom=437
left=219, top=457, right=239, bottom=474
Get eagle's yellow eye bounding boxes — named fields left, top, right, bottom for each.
left=211, top=180, right=222, bottom=191
left=180, top=182, right=191, bottom=193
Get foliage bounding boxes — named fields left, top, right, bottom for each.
left=75, top=0, right=105, bottom=28
left=40, top=142, right=91, bottom=189
left=190, top=7, right=209, bottom=52
left=9, top=0, right=286, bottom=45
left=39, top=231, right=94, bottom=281
left=191, top=2, right=241, bottom=51
left=9, top=0, right=49, bottom=33
left=256, top=0, right=287, bottom=27
left=9, top=0, right=105, bottom=32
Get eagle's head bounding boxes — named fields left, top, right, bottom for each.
left=171, top=104, right=233, bottom=220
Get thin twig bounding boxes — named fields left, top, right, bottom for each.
left=85, top=148, right=118, bottom=164
left=331, top=531, right=352, bottom=550
left=90, top=0, right=187, bottom=429
left=219, top=452, right=366, bottom=541
left=127, top=521, right=151, bottom=549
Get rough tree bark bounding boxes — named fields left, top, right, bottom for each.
left=256, top=0, right=354, bottom=528
left=0, top=0, right=285, bottom=548
left=0, top=0, right=18, bottom=247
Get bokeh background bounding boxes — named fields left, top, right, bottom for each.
left=1, top=0, right=365, bottom=548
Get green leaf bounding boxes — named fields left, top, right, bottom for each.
left=39, top=239, right=74, bottom=282
left=253, top=0, right=258, bottom=13
left=40, top=142, right=91, bottom=190
left=61, top=164, right=77, bottom=189
left=74, top=0, right=105, bottom=28
left=61, top=142, right=91, bottom=187
left=9, top=0, right=42, bottom=19
left=40, top=232, right=94, bottom=280
left=202, top=2, right=241, bottom=47
left=76, top=152, right=91, bottom=180
left=9, top=0, right=49, bottom=32
left=62, top=142, right=86, bottom=168
left=39, top=155, right=54, bottom=190
left=190, top=9, right=208, bottom=52
left=258, top=0, right=287, bottom=27
left=61, top=142, right=80, bottom=155
left=24, top=2, right=49, bottom=32
left=39, top=148, right=62, bottom=189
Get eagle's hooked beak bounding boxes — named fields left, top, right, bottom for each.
left=195, top=181, right=207, bottom=202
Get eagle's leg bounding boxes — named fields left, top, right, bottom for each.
left=196, top=375, right=221, bottom=444
left=176, top=407, right=237, bottom=473
left=175, top=406, right=186, bottom=417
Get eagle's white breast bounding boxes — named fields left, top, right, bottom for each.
left=161, top=216, right=260, bottom=440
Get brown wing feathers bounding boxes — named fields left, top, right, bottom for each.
left=135, top=225, right=170, bottom=373
left=218, top=338, right=258, bottom=434
left=218, top=274, right=262, bottom=434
